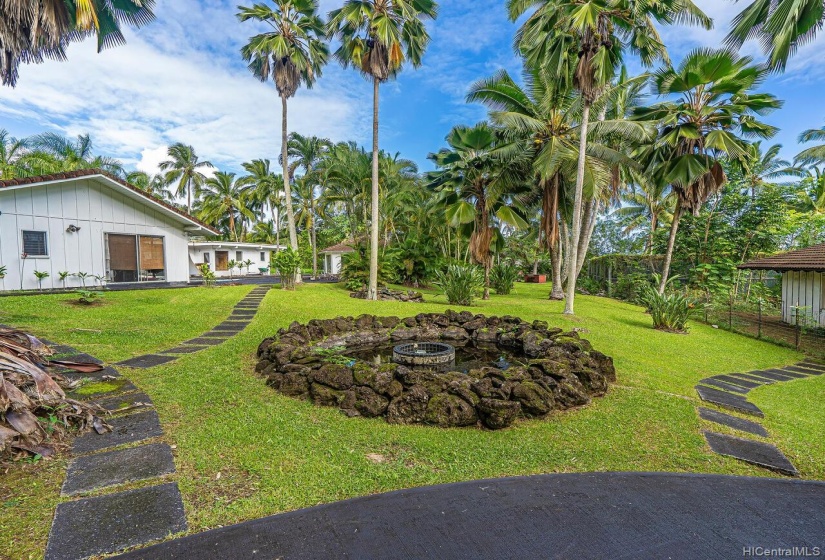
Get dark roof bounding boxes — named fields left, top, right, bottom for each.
left=320, top=240, right=356, bottom=254
left=0, top=169, right=219, bottom=234
left=738, top=243, right=825, bottom=272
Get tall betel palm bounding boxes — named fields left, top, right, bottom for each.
left=1, top=0, right=155, bottom=87
left=199, top=172, right=255, bottom=241
left=238, top=1, right=329, bottom=276
left=632, top=48, right=782, bottom=294
left=427, top=123, right=529, bottom=300
left=159, top=143, right=213, bottom=213
left=328, top=0, right=438, bottom=300
left=727, top=0, right=825, bottom=71
left=242, top=159, right=284, bottom=247
left=509, top=0, right=710, bottom=314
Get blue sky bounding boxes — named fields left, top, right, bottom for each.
left=1, top=0, right=823, bottom=176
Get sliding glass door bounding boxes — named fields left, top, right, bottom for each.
left=105, top=234, right=166, bottom=283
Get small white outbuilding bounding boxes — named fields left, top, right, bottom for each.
left=188, top=241, right=283, bottom=278
left=739, top=243, right=825, bottom=327
left=320, top=240, right=354, bottom=275
left=0, top=170, right=218, bottom=291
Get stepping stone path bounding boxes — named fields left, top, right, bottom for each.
left=45, top=345, right=187, bottom=559
left=115, top=286, right=269, bottom=369
left=694, top=361, right=824, bottom=476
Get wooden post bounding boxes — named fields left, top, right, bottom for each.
left=729, top=293, right=733, bottom=330
left=757, top=299, right=762, bottom=340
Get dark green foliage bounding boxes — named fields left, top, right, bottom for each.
left=272, top=248, right=301, bottom=290
left=435, top=264, right=483, bottom=306
left=390, top=236, right=441, bottom=287
left=612, top=273, right=654, bottom=304
left=341, top=245, right=395, bottom=288
left=490, top=264, right=518, bottom=295
left=640, top=286, right=694, bottom=333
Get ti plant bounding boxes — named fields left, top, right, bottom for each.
left=33, top=270, right=50, bottom=291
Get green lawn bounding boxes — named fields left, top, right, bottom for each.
left=0, top=282, right=817, bottom=558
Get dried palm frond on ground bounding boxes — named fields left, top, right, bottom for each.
left=0, top=328, right=109, bottom=462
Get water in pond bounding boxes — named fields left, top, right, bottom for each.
left=345, top=341, right=526, bottom=374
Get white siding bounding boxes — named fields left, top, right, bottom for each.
left=782, top=271, right=825, bottom=327
left=0, top=178, right=191, bottom=290
left=188, top=245, right=273, bottom=278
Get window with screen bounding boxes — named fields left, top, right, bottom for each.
left=204, top=253, right=210, bottom=264
left=260, top=252, right=265, bottom=261
left=105, top=234, right=165, bottom=283
left=22, top=230, right=48, bottom=256
left=236, top=251, right=243, bottom=261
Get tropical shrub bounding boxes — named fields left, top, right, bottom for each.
left=58, top=271, right=71, bottom=288
left=612, top=273, right=653, bottom=304
left=33, top=270, right=49, bottom=290
left=391, top=237, right=440, bottom=287
left=640, top=286, right=693, bottom=333
left=435, top=264, right=483, bottom=306
left=74, top=272, right=90, bottom=288
left=341, top=245, right=394, bottom=288
left=577, top=276, right=604, bottom=295
left=77, top=290, right=105, bottom=305
left=199, top=263, right=217, bottom=288
left=0, top=265, right=6, bottom=279
left=272, top=248, right=301, bottom=290
left=489, top=263, right=518, bottom=295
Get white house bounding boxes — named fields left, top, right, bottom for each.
left=188, top=241, right=283, bottom=278
left=740, top=243, right=825, bottom=327
left=320, top=240, right=354, bottom=275
left=0, top=170, right=218, bottom=291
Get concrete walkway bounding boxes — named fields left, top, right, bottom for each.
left=115, top=472, right=825, bottom=560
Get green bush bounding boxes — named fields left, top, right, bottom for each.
left=489, top=263, right=518, bottom=295
left=390, top=237, right=440, bottom=287
left=341, top=245, right=394, bottom=288
left=272, top=248, right=301, bottom=290
left=435, top=264, right=483, bottom=306
left=640, top=286, right=693, bottom=333
left=612, top=273, right=653, bottom=304
left=577, top=275, right=604, bottom=295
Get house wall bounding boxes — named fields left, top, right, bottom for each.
left=0, top=179, right=190, bottom=291
left=189, top=247, right=273, bottom=278
left=323, top=253, right=343, bottom=274
left=781, top=271, right=825, bottom=327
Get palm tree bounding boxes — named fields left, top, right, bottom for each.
left=468, top=67, right=647, bottom=300
left=238, top=0, right=329, bottom=262
left=796, top=168, right=825, bottom=214
left=319, top=141, right=372, bottom=236
left=632, top=48, right=782, bottom=294
left=159, top=143, right=213, bottom=213
left=613, top=179, right=674, bottom=254
left=242, top=159, right=284, bottom=248
left=795, top=125, right=825, bottom=167
left=726, top=0, right=825, bottom=71
left=328, top=0, right=438, bottom=300
left=427, top=123, right=529, bottom=300
left=198, top=172, right=255, bottom=241
left=509, top=0, right=710, bottom=314
left=1, top=0, right=155, bottom=87
left=0, top=130, right=27, bottom=179
left=735, top=142, right=803, bottom=199
left=250, top=220, right=280, bottom=244
left=126, top=171, right=173, bottom=202
left=25, top=132, right=123, bottom=176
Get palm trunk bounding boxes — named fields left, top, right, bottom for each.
left=368, top=77, right=381, bottom=301
left=549, top=236, right=564, bottom=300
left=281, top=94, right=301, bottom=284
left=560, top=220, right=570, bottom=285
left=659, top=200, right=682, bottom=295
left=483, top=259, right=491, bottom=300
left=575, top=199, right=598, bottom=279
left=229, top=212, right=236, bottom=242
left=311, top=199, right=318, bottom=279
left=564, top=101, right=591, bottom=314
left=187, top=178, right=192, bottom=213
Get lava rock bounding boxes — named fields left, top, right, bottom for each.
left=386, top=386, right=430, bottom=424
left=424, top=393, right=478, bottom=427
left=312, top=364, right=354, bottom=390
left=477, top=398, right=521, bottom=429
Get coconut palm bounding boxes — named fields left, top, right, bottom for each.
left=509, top=0, right=710, bottom=314
left=238, top=0, right=328, bottom=262
left=0, top=129, right=27, bottom=179
left=613, top=179, right=674, bottom=254
left=292, top=175, right=322, bottom=277
left=241, top=159, right=284, bottom=248
left=795, top=125, right=825, bottom=167
left=126, top=171, right=173, bottom=202
left=726, top=0, right=825, bottom=71
left=25, top=132, right=123, bottom=176
left=795, top=167, right=825, bottom=214
left=0, top=0, right=155, bottom=87
left=159, top=143, right=213, bottom=213
left=319, top=141, right=372, bottom=235
left=427, top=123, right=529, bottom=300
left=327, top=0, right=438, bottom=300
left=250, top=220, right=280, bottom=244
left=198, top=172, right=255, bottom=242
left=632, top=48, right=782, bottom=294
left=735, top=142, right=803, bottom=199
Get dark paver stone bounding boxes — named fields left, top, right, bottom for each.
left=111, top=473, right=825, bottom=560
left=698, top=407, right=769, bottom=437
left=69, top=378, right=138, bottom=401
left=785, top=364, right=823, bottom=376
left=211, top=324, right=247, bottom=331
left=765, top=368, right=808, bottom=379
left=117, top=354, right=178, bottom=369
left=161, top=346, right=206, bottom=354
left=745, top=370, right=796, bottom=382
left=60, top=365, right=122, bottom=384
left=730, top=372, right=776, bottom=384
left=712, top=375, right=762, bottom=389
left=48, top=344, right=77, bottom=354
left=62, top=443, right=175, bottom=496
left=704, top=431, right=798, bottom=476
left=698, top=379, right=750, bottom=395
left=696, top=386, right=763, bottom=417
left=799, top=361, right=825, bottom=372
left=184, top=338, right=225, bottom=346
left=50, top=353, right=103, bottom=365
left=46, top=483, right=187, bottom=560
left=92, top=392, right=153, bottom=413
left=73, top=410, right=163, bottom=454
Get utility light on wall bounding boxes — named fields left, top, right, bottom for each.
left=66, top=225, right=81, bottom=233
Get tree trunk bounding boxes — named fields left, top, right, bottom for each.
left=311, top=198, right=318, bottom=279
left=281, top=94, right=301, bottom=284
left=549, top=236, right=564, bottom=300
left=576, top=199, right=599, bottom=279
left=229, top=212, right=236, bottom=242
left=659, top=200, right=682, bottom=295
left=483, top=258, right=491, bottom=300
left=187, top=177, right=192, bottom=214
left=564, top=101, right=591, bottom=314
left=560, top=220, right=570, bottom=286
left=368, top=77, right=381, bottom=301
